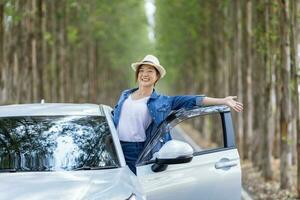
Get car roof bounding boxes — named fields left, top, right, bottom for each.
left=0, top=103, right=109, bottom=117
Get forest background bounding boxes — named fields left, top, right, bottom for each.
left=0, top=0, right=299, bottom=199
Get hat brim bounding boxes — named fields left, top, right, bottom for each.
left=131, top=62, right=166, bottom=78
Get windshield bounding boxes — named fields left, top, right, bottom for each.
left=0, top=115, right=119, bottom=172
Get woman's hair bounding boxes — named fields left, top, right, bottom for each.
left=135, top=64, right=161, bottom=84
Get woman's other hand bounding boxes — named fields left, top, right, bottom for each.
left=224, top=96, right=243, bottom=112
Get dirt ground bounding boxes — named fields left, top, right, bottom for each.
left=241, top=159, right=299, bottom=200
left=180, top=123, right=299, bottom=200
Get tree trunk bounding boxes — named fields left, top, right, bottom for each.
left=242, top=0, right=253, bottom=160
left=289, top=0, right=297, bottom=166
left=0, top=2, right=4, bottom=102
left=35, top=0, right=44, bottom=101
left=279, top=0, right=292, bottom=189
left=235, top=0, right=244, bottom=152
left=58, top=1, right=67, bottom=102
left=288, top=0, right=300, bottom=196
left=251, top=0, right=264, bottom=169
left=262, top=0, right=273, bottom=180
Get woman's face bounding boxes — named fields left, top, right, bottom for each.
left=137, top=64, right=159, bottom=87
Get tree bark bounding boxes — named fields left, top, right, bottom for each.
left=35, top=0, right=44, bottom=101
left=0, top=2, right=4, bottom=100
left=58, top=1, right=67, bottom=102
left=242, top=0, right=253, bottom=160
left=289, top=0, right=297, bottom=166
left=231, top=0, right=244, bottom=153
left=262, top=0, right=273, bottom=180
left=279, top=0, right=292, bottom=189
left=288, top=0, right=300, bottom=196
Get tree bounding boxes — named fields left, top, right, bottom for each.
left=278, top=0, right=292, bottom=189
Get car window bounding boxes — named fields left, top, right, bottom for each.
left=170, top=113, right=223, bottom=152
left=139, top=113, right=224, bottom=163
left=0, top=115, right=119, bottom=172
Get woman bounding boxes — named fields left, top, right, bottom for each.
left=112, top=55, right=243, bottom=174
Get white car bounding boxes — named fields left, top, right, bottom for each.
left=0, top=103, right=241, bottom=200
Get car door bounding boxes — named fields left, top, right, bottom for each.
left=136, top=106, right=241, bottom=200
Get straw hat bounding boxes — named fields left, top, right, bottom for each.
left=131, top=55, right=166, bottom=78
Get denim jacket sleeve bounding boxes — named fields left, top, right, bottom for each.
left=146, top=94, right=205, bottom=157
left=170, top=95, right=206, bottom=110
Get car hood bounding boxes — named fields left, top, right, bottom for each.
left=0, top=167, right=143, bottom=200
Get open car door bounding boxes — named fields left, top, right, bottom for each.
left=136, top=106, right=241, bottom=200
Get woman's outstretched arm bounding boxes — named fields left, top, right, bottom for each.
left=202, top=96, right=243, bottom=112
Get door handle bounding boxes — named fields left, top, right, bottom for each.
left=215, top=158, right=238, bottom=170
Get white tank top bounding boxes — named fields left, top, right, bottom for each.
left=117, top=95, right=152, bottom=142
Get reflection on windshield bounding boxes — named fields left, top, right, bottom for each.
left=0, top=116, right=119, bottom=172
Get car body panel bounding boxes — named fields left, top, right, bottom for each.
left=0, top=168, right=144, bottom=200
left=0, top=104, right=142, bottom=200
left=137, top=149, right=241, bottom=200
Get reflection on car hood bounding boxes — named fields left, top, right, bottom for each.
left=0, top=168, right=142, bottom=200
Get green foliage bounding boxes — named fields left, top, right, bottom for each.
left=155, top=0, right=214, bottom=92
left=4, top=1, right=21, bottom=23
left=62, top=0, right=151, bottom=88
left=67, top=26, right=78, bottom=44
left=44, top=31, right=54, bottom=46
left=0, top=0, right=153, bottom=104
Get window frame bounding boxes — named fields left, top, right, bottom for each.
left=136, top=105, right=236, bottom=166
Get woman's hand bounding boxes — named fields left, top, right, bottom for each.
left=202, top=96, right=244, bottom=112
left=223, top=96, right=243, bottom=112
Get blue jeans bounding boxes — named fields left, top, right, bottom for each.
left=120, top=141, right=145, bottom=175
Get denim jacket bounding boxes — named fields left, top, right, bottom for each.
left=112, top=88, right=205, bottom=154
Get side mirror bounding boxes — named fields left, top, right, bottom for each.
left=151, top=140, right=193, bottom=172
